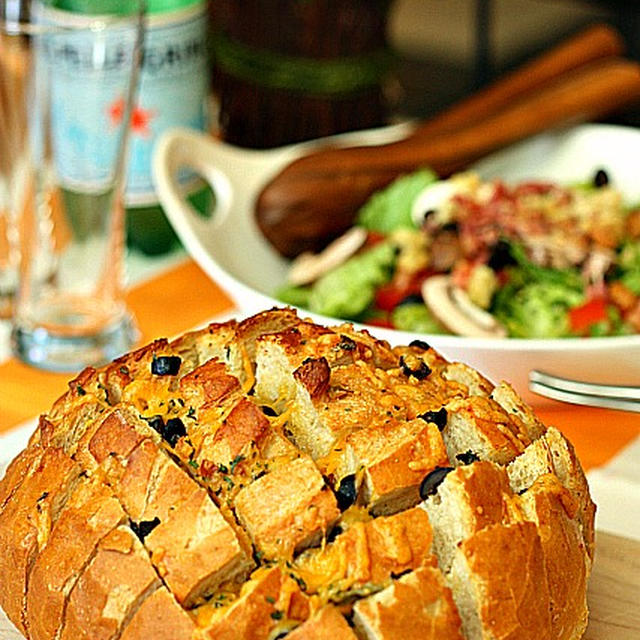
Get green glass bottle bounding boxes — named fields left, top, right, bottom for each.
left=46, top=0, right=212, bottom=255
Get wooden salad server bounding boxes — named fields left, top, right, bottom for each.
left=255, top=27, right=640, bottom=257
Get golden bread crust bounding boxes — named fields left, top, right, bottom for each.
left=0, top=308, right=594, bottom=640
left=353, top=566, right=465, bottom=640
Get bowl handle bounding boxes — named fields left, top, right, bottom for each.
left=152, top=128, right=293, bottom=315
left=152, top=127, right=234, bottom=237
left=152, top=127, right=298, bottom=235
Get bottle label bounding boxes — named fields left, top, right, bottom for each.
left=35, top=4, right=209, bottom=205
left=128, top=7, right=209, bottom=205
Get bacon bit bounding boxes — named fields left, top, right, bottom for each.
left=200, top=460, right=217, bottom=479
left=293, top=357, right=331, bottom=399
left=364, top=231, right=387, bottom=247
left=451, top=260, right=474, bottom=289
left=625, top=300, right=640, bottom=332
left=608, top=281, right=637, bottom=311
left=489, top=180, right=515, bottom=202
left=626, top=209, right=640, bottom=239
left=512, top=181, right=556, bottom=197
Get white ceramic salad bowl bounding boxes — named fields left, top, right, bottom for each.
left=152, top=123, right=640, bottom=405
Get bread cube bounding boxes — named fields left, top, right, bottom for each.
left=327, top=418, right=449, bottom=515
left=119, top=587, right=195, bottom=640
left=353, top=566, right=464, bottom=640
left=286, top=605, right=358, bottom=640
left=234, top=456, right=339, bottom=559
left=442, top=395, right=531, bottom=464
left=59, top=526, right=160, bottom=640
left=198, top=566, right=310, bottom=640
left=449, top=522, right=552, bottom=640
left=144, top=488, right=252, bottom=607
left=0, top=447, right=78, bottom=634
left=295, top=506, right=435, bottom=599
left=507, top=426, right=595, bottom=559
left=26, top=478, right=126, bottom=640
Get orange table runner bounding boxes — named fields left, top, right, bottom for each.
left=0, top=257, right=637, bottom=472
left=0, top=260, right=233, bottom=430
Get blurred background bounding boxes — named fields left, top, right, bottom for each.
left=389, top=0, right=640, bottom=126
left=209, top=0, right=640, bottom=150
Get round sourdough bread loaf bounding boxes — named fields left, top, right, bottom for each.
left=0, top=308, right=595, bottom=640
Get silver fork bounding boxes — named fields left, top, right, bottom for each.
left=529, top=370, right=640, bottom=412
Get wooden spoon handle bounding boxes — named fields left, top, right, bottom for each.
left=412, top=23, right=625, bottom=139
left=257, top=58, right=640, bottom=257
left=291, top=58, right=640, bottom=176
left=386, top=57, right=640, bottom=173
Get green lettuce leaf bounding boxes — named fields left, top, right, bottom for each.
left=356, top=168, right=438, bottom=233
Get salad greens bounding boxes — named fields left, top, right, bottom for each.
left=491, top=242, right=583, bottom=338
left=390, top=303, right=446, bottom=334
left=276, top=167, right=640, bottom=339
left=618, top=240, right=640, bottom=295
left=356, top=168, right=436, bottom=233
left=279, top=241, right=396, bottom=319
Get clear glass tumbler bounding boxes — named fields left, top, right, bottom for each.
left=1, top=0, right=144, bottom=371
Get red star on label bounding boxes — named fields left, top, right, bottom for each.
left=131, top=105, right=155, bottom=138
left=107, top=97, right=155, bottom=138
left=108, top=97, right=125, bottom=126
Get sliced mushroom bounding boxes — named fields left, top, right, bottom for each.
left=287, top=226, right=368, bottom=286
left=421, top=275, right=507, bottom=338
left=410, top=173, right=480, bottom=228
left=410, top=180, right=459, bottom=228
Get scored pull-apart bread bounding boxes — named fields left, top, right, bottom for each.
left=0, top=308, right=595, bottom=640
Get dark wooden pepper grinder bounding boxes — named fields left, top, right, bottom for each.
left=209, top=0, right=395, bottom=149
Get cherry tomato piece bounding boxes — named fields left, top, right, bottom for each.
left=568, top=297, right=608, bottom=333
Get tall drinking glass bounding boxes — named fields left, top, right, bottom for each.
left=1, top=0, right=144, bottom=371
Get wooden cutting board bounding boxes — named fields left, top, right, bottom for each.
left=584, top=532, right=640, bottom=639
left=0, top=531, right=637, bottom=639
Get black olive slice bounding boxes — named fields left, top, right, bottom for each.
left=593, top=168, right=609, bottom=188
left=397, top=293, right=424, bottom=306
left=338, top=336, right=357, bottom=351
left=418, top=407, right=448, bottom=432
left=146, top=415, right=165, bottom=436
left=419, top=466, right=454, bottom=500
left=131, top=517, right=161, bottom=542
left=164, top=417, right=186, bottom=447
left=409, top=339, right=431, bottom=351
left=326, top=524, right=344, bottom=544
left=151, top=355, right=182, bottom=376
left=399, top=356, right=431, bottom=380
left=260, top=405, right=278, bottom=417
left=335, top=474, right=357, bottom=511
left=487, top=239, right=517, bottom=270
left=456, top=450, right=480, bottom=465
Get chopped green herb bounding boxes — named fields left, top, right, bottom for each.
left=265, top=595, right=275, bottom=604
left=270, top=611, right=283, bottom=620
left=291, top=573, right=307, bottom=590
left=188, top=459, right=199, bottom=470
